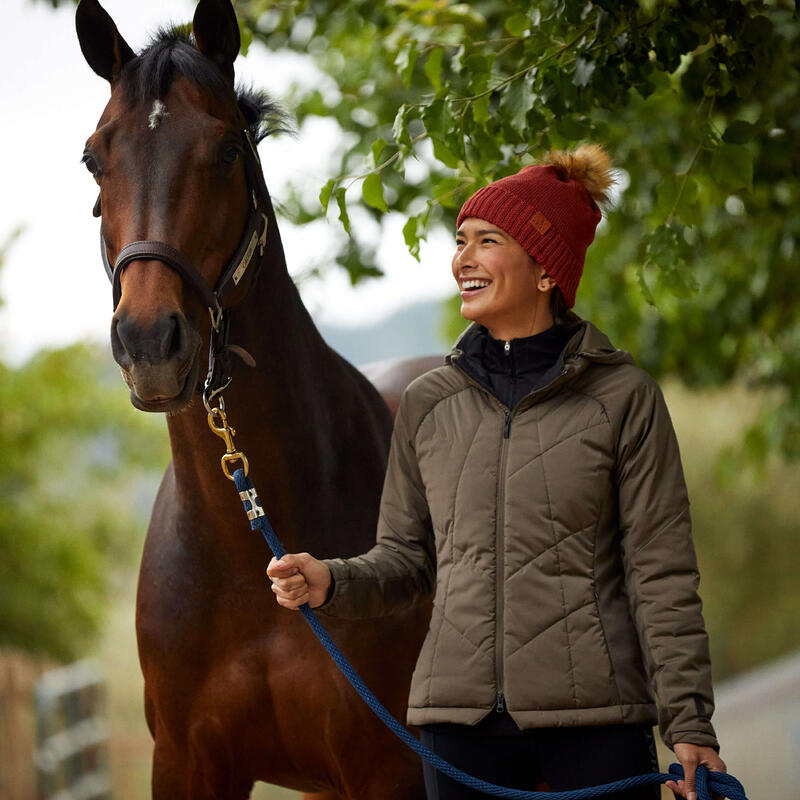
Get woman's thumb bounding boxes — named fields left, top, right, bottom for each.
left=268, top=553, right=300, bottom=576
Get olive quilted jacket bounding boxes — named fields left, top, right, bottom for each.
left=321, top=316, right=718, bottom=750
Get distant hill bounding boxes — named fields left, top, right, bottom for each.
left=317, top=299, right=452, bottom=366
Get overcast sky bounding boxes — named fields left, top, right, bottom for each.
left=0, top=0, right=456, bottom=364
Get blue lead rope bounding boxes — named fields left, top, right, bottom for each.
left=233, top=469, right=747, bottom=800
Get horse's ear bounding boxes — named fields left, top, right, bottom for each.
left=192, top=0, right=240, bottom=81
left=75, top=0, right=135, bottom=85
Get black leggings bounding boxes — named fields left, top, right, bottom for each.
left=420, top=723, right=661, bottom=800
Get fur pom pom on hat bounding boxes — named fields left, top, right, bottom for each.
left=457, top=144, right=615, bottom=307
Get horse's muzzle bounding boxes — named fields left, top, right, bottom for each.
left=111, top=311, right=202, bottom=412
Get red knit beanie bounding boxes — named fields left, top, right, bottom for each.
left=456, top=145, right=613, bottom=307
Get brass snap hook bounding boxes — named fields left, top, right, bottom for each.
left=207, top=404, right=249, bottom=480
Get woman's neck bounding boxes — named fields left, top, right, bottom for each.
left=486, top=304, right=554, bottom=342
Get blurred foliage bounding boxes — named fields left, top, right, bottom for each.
left=665, top=381, right=800, bottom=680
left=54, top=0, right=800, bottom=466
left=230, top=0, right=799, bottom=472
left=0, top=236, right=169, bottom=661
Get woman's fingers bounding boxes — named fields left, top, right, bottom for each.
left=272, top=580, right=309, bottom=600
left=270, top=574, right=309, bottom=600
left=272, top=574, right=307, bottom=592
left=266, top=553, right=332, bottom=610
left=670, top=743, right=726, bottom=800
left=267, top=555, right=299, bottom=578
left=272, top=585, right=309, bottom=610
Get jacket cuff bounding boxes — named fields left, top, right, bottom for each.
left=667, top=730, right=720, bottom=752
left=315, top=559, right=348, bottom=616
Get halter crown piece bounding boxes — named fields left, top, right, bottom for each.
left=97, top=121, right=269, bottom=410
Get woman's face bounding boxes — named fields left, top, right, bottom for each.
left=451, top=217, right=549, bottom=339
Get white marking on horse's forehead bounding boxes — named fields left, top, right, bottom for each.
left=148, top=100, right=168, bottom=131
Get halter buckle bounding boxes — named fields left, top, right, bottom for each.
left=209, top=300, right=224, bottom=332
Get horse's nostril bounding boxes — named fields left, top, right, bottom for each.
left=159, top=314, right=184, bottom=360
left=112, top=312, right=189, bottom=364
left=110, top=315, right=133, bottom=368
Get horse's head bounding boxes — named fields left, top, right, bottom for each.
left=76, top=0, right=280, bottom=413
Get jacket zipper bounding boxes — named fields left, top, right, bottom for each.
left=504, top=340, right=515, bottom=435
left=495, top=418, right=510, bottom=712
left=450, top=356, right=574, bottom=716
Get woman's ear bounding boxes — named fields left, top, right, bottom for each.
left=540, top=274, right=556, bottom=292
left=534, top=265, right=557, bottom=293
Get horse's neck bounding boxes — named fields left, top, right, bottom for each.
left=231, top=218, right=341, bottom=424
left=164, top=214, right=382, bottom=553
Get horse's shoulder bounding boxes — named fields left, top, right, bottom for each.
left=359, top=355, right=444, bottom=419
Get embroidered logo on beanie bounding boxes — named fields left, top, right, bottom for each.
left=530, top=212, right=552, bottom=235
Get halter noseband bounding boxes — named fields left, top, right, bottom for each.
left=97, top=125, right=269, bottom=409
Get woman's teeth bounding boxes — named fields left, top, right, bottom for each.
left=462, top=279, right=490, bottom=290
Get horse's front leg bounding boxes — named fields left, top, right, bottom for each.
left=150, top=717, right=254, bottom=800
left=151, top=740, right=187, bottom=799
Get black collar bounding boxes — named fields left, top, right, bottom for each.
left=480, top=325, right=577, bottom=375
left=450, top=322, right=584, bottom=409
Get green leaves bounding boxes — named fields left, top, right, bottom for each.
left=723, top=120, right=757, bottom=145
left=395, top=42, right=418, bottom=88
left=423, top=96, right=464, bottom=168
left=640, top=223, right=699, bottom=306
left=322, top=138, right=391, bottom=219
left=392, top=104, right=413, bottom=148
left=711, top=143, right=754, bottom=193
left=505, top=13, right=530, bottom=37
left=223, top=0, right=800, bottom=472
left=498, top=72, right=536, bottom=138
left=656, top=174, right=700, bottom=226
left=238, top=18, right=253, bottom=57
left=402, top=203, right=433, bottom=262
left=319, top=178, right=336, bottom=213
left=362, top=172, right=388, bottom=212
left=424, top=47, right=445, bottom=90
left=335, top=187, right=350, bottom=235
left=573, top=56, right=596, bottom=88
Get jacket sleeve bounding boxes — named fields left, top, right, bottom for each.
left=615, top=374, right=719, bottom=751
left=317, top=389, right=436, bottom=619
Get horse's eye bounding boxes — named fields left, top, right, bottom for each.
left=222, top=145, right=240, bottom=165
left=81, top=152, right=101, bottom=178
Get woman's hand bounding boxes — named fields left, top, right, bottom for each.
left=665, top=743, right=727, bottom=800
left=266, top=553, right=332, bottom=610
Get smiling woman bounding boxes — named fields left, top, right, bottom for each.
left=452, top=146, right=611, bottom=343
left=452, top=221, right=556, bottom=341
left=269, top=145, right=728, bottom=799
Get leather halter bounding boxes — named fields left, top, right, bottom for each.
left=97, top=122, right=269, bottom=406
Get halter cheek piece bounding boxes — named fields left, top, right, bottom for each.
left=97, top=125, right=269, bottom=410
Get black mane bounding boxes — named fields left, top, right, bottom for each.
left=118, top=27, right=291, bottom=143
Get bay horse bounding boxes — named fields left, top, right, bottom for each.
left=75, top=0, right=437, bottom=796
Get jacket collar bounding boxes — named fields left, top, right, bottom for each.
left=448, top=312, right=633, bottom=366
left=446, top=312, right=634, bottom=405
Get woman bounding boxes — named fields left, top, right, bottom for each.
left=268, top=145, right=725, bottom=800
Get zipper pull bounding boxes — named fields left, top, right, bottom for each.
left=496, top=691, right=505, bottom=713
left=503, top=411, right=511, bottom=439
left=504, top=341, right=511, bottom=356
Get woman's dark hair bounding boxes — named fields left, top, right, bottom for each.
left=549, top=286, right=573, bottom=326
